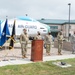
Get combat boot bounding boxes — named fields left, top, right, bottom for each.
left=46, top=53, right=50, bottom=56
left=58, top=53, right=62, bottom=55
left=22, top=55, right=27, bottom=58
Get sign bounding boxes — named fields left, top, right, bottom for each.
left=50, top=26, right=58, bottom=31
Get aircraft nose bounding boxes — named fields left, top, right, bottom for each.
left=46, top=25, right=50, bottom=33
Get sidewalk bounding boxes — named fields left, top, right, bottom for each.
left=0, top=43, right=75, bottom=67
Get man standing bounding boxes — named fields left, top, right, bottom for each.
left=20, top=29, right=29, bottom=58
left=45, top=32, right=52, bottom=55
left=71, top=31, right=75, bottom=54
left=34, top=31, right=42, bottom=40
left=57, top=31, right=63, bottom=55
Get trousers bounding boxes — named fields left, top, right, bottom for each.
left=46, top=44, right=51, bottom=54
left=21, top=43, right=27, bottom=56
left=58, top=43, right=63, bottom=54
left=72, top=42, right=75, bottom=53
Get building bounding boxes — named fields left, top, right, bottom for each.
left=38, top=18, right=75, bottom=38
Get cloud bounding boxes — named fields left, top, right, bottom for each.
left=0, top=0, right=75, bottom=20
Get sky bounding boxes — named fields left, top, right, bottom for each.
left=0, top=0, right=75, bottom=20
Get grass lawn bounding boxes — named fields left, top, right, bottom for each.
left=0, top=58, right=75, bottom=75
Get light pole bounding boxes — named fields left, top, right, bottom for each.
left=26, top=14, right=28, bottom=16
left=68, top=3, right=71, bottom=41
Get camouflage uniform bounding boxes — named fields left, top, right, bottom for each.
left=20, top=33, right=29, bottom=58
left=71, top=33, right=75, bottom=54
left=35, top=35, right=42, bottom=40
left=45, top=34, right=52, bottom=55
left=57, top=32, right=63, bottom=55
left=34, top=32, right=42, bottom=40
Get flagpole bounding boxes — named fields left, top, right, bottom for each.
left=0, top=20, right=1, bottom=35
left=9, top=20, right=16, bottom=60
left=3, top=16, right=10, bottom=61
left=12, top=20, right=15, bottom=59
left=5, top=16, right=7, bottom=50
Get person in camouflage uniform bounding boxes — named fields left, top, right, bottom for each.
left=57, top=31, right=63, bottom=55
left=45, top=32, right=52, bottom=55
left=71, top=31, right=75, bottom=54
left=34, top=31, right=42, bottom=40
left=20, top=29, right=29, bottom=58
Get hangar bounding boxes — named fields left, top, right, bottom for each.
left=38, top=18, right=75, bottom=38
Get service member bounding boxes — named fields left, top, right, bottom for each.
left=20, top=29, right=29, bottom=58
left=71, top=31, right=75, bottom=54
left=45, top=32, right=52, bottom=55
left=34, top=31, right=42, bottom=40
left=57, top=31, right=63, bottom=55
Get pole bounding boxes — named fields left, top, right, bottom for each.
left=26, top=14, right=28, bottom=16
left=68, top=3, right=71, bottom=41
left=3, top=16, right=9, bottom=61
left=0, top=20, right=1, bottom=49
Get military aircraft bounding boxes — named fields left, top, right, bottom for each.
left=1, top=16, right=50, bottom=39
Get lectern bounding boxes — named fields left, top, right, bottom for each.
left=31, top=40, right=43, bottom=62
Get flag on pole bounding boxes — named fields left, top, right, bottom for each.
left=0, top=19, right=10, bottom=47
left=0, top=20, right=2, bottom=48
left=9, top=20, right=15, bottom=50
left=0, top=20, right=1, bottom=35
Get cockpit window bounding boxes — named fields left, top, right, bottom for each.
left=43, top=30, right=46, bottom=32
left=40, top=27, right=44, bottom=29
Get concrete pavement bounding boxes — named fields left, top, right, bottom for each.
left=0, top=42, right=75, bottom=67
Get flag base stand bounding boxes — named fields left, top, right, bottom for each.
left=2, top=59, right=9, bottom=61
left=2, top=50, right=9, bottom=61
left=3, top=48, right=16, bottom=61
left=10, top=58, right=16, bottom=60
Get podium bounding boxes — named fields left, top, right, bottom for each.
left=31, top=40, right=43, bottom=62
